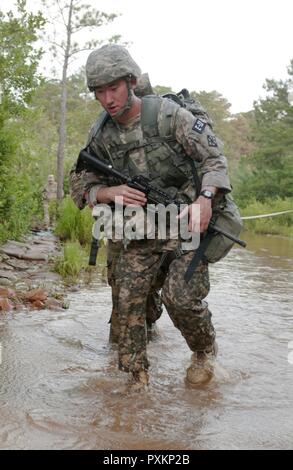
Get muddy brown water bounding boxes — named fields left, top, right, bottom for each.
left=0, top=233, right=293, bottom=450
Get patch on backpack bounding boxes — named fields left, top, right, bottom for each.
left=192, top=118, right=206, bottom=134
left=207, top=135, right=218, bottom=147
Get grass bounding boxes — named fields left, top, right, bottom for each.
left=55, top=196, right=93, bottom=245
left=54, top=197, right=109, bottom=282
left=54, top=239, right=107, bottom=282
left=54, top=241, right=89, bottom=280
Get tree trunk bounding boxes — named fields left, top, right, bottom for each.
left=56, top=0, right=73, bottom=201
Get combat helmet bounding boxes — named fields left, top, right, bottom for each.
left=86, top=44, right=141, bottom=91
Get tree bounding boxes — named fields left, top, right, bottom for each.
left=20, top=69, right=101, bottom=190
left=253, top=59, right=293, bottom=150
left=234, top=59, right=293, bottom=203
left=41, top=0, right=120, bottom=200
left=0, top=0, right=45, bottom=241
left=0, top=0, right=44, bottom=120
left=225, top=111, right=256, bottom=160
left=191, top=90, right=231, bottom=129
left=191, top=90, right=256, bottom=168
left=153, top=85, right=173, bottom=95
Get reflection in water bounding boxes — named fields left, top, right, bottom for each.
left=0, top=233, right=293, bottom=449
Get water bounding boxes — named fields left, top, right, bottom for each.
left=0, top=233, right=293, bottom=450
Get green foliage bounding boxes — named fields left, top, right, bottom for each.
left=20, top=72, right=101, bottom=183
left=0, top=119, right=44, bottom=242
left=54, top=240, right=88, bottom=279
left=191, top=91, right=256, bottom=165
left=55, top=196, right=93, bottom=245
left=0, top=0, right=45, bottom=117
left=240, top=198, right=293, bottom=237
left=0, top=146, right=43, bottom=242
left=233, top=153, right=293, bottom=203
left=192, top=90, right=231, bottom=126
left=54, top=238, right=107, bottom=281
left=60, top=71, right=101, bottom=163
left=0, top=1, right=45, bottom=242
left=54, top=196, right=108, bottom=280
left=153, top=85, right=173, bottom=95
left=234, top=59, right=293, bottom=204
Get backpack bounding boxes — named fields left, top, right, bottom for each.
left=160, top=89, right=244, bottom=264
left=162, top=88, right=211, bottom=122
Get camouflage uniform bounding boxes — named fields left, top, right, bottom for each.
left=75, top=97, right=231, bottom=377
left=70, top=45, right=232, bottom=385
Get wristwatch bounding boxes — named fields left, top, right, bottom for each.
left=200, top=189, right=215, bottom=200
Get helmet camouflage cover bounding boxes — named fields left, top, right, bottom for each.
left=134, top=73, right=153, bottom=97
left=86, top=44, right=141, bottom=91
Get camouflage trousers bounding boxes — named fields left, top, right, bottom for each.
left=107, top=240, right=163, bottom=343
left=114, top=238, right=216, bottom=374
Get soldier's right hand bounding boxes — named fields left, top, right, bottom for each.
left=96, top=184, right=147, bottom=206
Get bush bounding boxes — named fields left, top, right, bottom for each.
left=241, top=197, right=293, bottom=237
left=55, top=196, right=93, bottom=244
left=54, top=241, right=88, bottom=279
left=0, top=139, right=43, bottom=243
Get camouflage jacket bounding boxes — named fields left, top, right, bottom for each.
left=70, top=95, right=231, bottom=209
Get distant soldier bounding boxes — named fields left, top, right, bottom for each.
left=42, top=174, right=57, bottom=229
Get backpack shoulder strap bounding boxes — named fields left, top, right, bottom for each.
left=141, top=95, right=161, bottom=137
left=141, top=95, right=180, bottom=139
left=85, top=110, right=109, bottom=147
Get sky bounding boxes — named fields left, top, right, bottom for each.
left=15, top=0, right=293, bottom=113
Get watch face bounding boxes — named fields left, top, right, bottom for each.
left=201, top=190, right=214, bottom=199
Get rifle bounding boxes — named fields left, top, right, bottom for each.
left=77, top=149, right=185, bottom=208
left=76, top=149, right=246, bottom=271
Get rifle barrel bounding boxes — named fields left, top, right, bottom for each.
left=78, top=150, right=129, bottom=184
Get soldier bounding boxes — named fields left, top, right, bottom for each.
left=42, top=174, right=57, bottom=229
left=71, top=44, right=232, bottom=391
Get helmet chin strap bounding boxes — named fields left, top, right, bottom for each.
left=112, top=77, right=134, bottom=118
